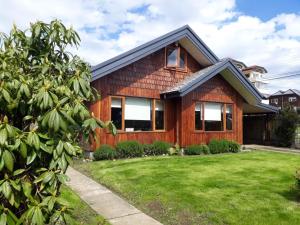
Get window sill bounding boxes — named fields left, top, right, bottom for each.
left=193, top=130, right=234, bottom=133
left=164, top=67, right=187, bottom=72
left=106, top=130, right=166, bottom=134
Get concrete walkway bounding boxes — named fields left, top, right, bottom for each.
left=66, top=167, right=163, bottom=225
left=244, top=144, right=300, bottom=154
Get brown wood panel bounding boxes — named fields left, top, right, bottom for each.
left=89, top=45, right=244, bottom=149
left=180, top=76, right=244, bottom=146
left=89, top=46, right=201, bottom=148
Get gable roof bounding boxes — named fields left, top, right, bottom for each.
left=270, top=89, right=300, bottom=97
left=161, top=59, right=264, bottom=104
left=91, top=25, right=219, bottom=81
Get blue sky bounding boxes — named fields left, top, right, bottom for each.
left=237, top=0, right=300, bottom=21
left=0, top=0, right=300, bottom=93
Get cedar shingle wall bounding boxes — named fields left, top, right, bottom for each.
left=180, top=76, right=244, bottom=146
left=90, top=47, right=244, bottom=148
left=90, top=47, right=202, bottom=147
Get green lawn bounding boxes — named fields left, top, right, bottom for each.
left=60, top=186, right=110, bottom=225
left=74, top=151, right=300, bottom=225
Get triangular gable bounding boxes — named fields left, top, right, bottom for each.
left=161, top=59, right=264, bottom=105
left=91, top=25, right=219, bottom=81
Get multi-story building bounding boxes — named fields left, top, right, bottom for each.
left=269, top=89, right=300, bottom=112
left=230, top=59, right=269, bottom=104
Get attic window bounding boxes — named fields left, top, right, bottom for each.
left=166, top=45, right=187, bottom=70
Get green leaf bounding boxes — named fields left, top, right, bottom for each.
left=3, top=150, right=14, bottom=172
left=73, top=79, right=79, bottom=94
left=22, top=181, right=32, bottom=198
left=13, top=169, right=25, bottom=176
left=2, top=181, right=12, bottom=199
left=60, top=110, right=76, bottom=125
left=0, top=213, right=7, bottom=225
left=0, top=129, right=8, bottom=145
left=32, top=206, right=44, bottom=225
left=2, top=89, right=11, bottom=103
left=23, top=115, right=33, bottom=121
left=26, top=150, right=36, bottom=165
left=0, top=158, right=4, bottom=171
left=20, top=142, right=27, bottom=158
left=57, top=141, right=64, bottom=156
left=40, top=143, right=53, bottom=154
left=32, top=133, right=40, bottom=150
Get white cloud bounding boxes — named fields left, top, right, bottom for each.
left=0, top=0, right=300, bottom=93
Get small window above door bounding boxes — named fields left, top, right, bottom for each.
left=165, top=45, right=187, bottom=71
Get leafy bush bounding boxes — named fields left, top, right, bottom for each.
left=152, top=141, right=171, bottom=155
left=228, top=141, right=241, bottom=153
left=185, top=144, right=210, bottom=155
left=295, top=169, right=300, bottom=192
left=275, top=106, right=299, bottom=147
left=116, top=141, right=144, bottom=158
left=143, top=141, right=171, bottom=156
left=143, top=144, right=154, bottom=156
left=208, top=139, right=241, bottom=154
left=0, top=20, right=116, bottom=224
left=209, top=139, right=227, bottom=154
left=94, top=145, right=117, bottom=160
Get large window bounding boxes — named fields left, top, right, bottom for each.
left=110, top=97, right=165, bottom=132
left=195, top=102, right=203, bottom=130
left=125, top=97, right=152, bottom=131
left=226, top=105, right=233, bottom=131
left=204, top=103, right=223, bottom=131
left=165, top=45, right=186, bottom=70
left=111, top=97, right=122, bottom=130
left=195, top=102, right=233, bottom=131
left=155, top=100, right=165, bottom=130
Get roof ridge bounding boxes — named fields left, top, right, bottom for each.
left=91, top=25, right=219, bottom=81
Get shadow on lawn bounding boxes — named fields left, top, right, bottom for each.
left=278, top=187, right=300, bottom=202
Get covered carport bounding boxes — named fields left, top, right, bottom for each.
left=243, top=103, right=278, bottom=145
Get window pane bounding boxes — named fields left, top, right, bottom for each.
left=179, top=51, right=186, bottom=68
left=195, top=103, right=202, bottom=130
left=226, top=105, right=233, bottom=130
left=125, top=97, right=152, bottom=131
left=111, top=98, right=122, bottom=130
left=155, top=100, right=164, bottom=130
left=204, top=103, right=223, bottom=131
left=167, top=48, right=177, bottom=67
left=125, top=97, right=151, bottom=120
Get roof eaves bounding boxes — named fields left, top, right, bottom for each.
left=178, top=60, right=263, bottom=101
left=256, top=102, right=279, bottom=113
left=179, top=60, right=228, bottom=96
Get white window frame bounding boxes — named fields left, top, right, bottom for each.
left=289, top=97, right=297, bottom=102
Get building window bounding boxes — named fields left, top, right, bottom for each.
left=155, top=100, right=165, bottom=130
left=195, top=102, right=203, bottom=130
left=195, top=102, right=233, bottom=131
left=165, top=45, right=187, bottom=70
left=111, top=97, right=122, bottom=130
left=125, top=97, right=152, bottom=131
left=166, top=47, right=178, bottom=67
left=204, top=102, right=224, bottom=131
left=271, top=98, right=278, bottom=104
left=226, top=105, right=233, bottom=131
left=289, top=97, right=297, bottom=102
left=110, top=96, right=165, bottom=132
